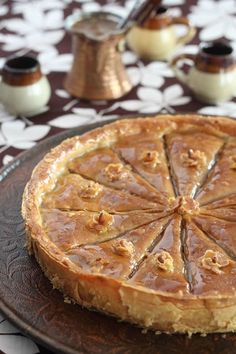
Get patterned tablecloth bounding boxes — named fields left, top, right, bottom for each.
left=0, top=0, right=236, bottom=353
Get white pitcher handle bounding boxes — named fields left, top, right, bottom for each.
left=171, top=53, right=196, bottom=85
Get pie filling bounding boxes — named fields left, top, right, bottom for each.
left=23, top=116, right=236, bottom=333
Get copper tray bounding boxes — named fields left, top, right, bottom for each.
left=0, top=119, right=236, bottom=354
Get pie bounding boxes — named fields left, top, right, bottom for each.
left=22, top=114, right=236, bottom=334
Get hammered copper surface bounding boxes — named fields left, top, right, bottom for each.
left=1, top=120, right=236, bottom=354
left=64, top=13, right=132, bottom=100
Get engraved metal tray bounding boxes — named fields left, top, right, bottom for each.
left=0, top=119, right=236, bottom=354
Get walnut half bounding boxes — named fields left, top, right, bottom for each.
left=199, top=250, right=231, bottom=274
left=104, top=163, right=127, bottom=182
left=139, top=150, right=160, bottom=169
left=90, top=256, right=110, bottom=273
left=181, top=149, right=206, bottom=169
left=112, top=239, right=134, bottom=257
left=87, top=211, right=113, bottom=233
left=153, top=251, right=174, bottom=272
left=78, top=181, right=102, bottom=199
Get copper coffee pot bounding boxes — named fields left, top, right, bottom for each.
left=64, top=0, right=161, bottom=100
left=64, top=12, right=132, bottom=101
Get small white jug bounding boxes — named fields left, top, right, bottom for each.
left=127, top=6, right=196, bottom=61
left=171, top=41, right=236, bottom=104
left=0, top=55, right=51, bottom=116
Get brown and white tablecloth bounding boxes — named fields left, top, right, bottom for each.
left=0, top=0, right=236, bottom=353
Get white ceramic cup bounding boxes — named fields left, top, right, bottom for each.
left=0, top=55, right=51, bottom=116
left=171, top=41, right=236, bottom=104
left=126, top=6, right=196, bottom=61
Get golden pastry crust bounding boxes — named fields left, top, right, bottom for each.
left=22, top=114, right=236, bottom=334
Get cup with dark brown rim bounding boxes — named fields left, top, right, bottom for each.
left=171, top=40, right=236, bottom=103
left=126, top=6, right=196, bottom=61
left=0, top=55, right=51, bottom=116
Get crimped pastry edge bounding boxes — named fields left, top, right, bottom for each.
left=22, top=114, right=236, bottom=334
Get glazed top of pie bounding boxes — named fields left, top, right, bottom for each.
left=23, top=114, right=236, bottom=300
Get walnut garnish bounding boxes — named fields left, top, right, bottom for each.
left=139, top=150, right=160, bottom=168
left=199, top=250, right=231, bottom=274
left=177, top=196, right=200, bottom=216
left=112, top=239, right=134, bottom=257
left=181, top=149, right=206, bottom=168
left=230, top=156, right=236, bottom=170
left=104, top=163, right=127, bottom=181
left=90, top=256, right=109, bottom=272
left=78, top=181, right=102, bottom=199
left=87, top=211, right=113, bottom=233
left=168, top=196, right=199, bottom=216
left=153, top=251, right=174, bottom=272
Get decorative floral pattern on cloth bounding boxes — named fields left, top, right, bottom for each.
left=0, top=0, right=236, bottom=353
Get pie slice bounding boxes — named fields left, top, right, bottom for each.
left=200, top=205, right=236, bottom=222
left=129, top=216, right=189, bottom=294
left=191, top=214, right=236, bottom=257
left=66, top=217, right=171, bottom=280
left=185, top=221, right=236, bottom=295
left=42, top=174, right=159, bottom=212
left=42, top=209, right=167, bottom=251
left=165, top=132, right=223, bottom=196
left=200, top=194, right=236, bottom=222
left=197, top=138, right=236, bottom=205
left=68, top=147, right=166, bottom=204
left=203, top=194, right=236, bottom=210
left=114, top=133, right=174, bottom=198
